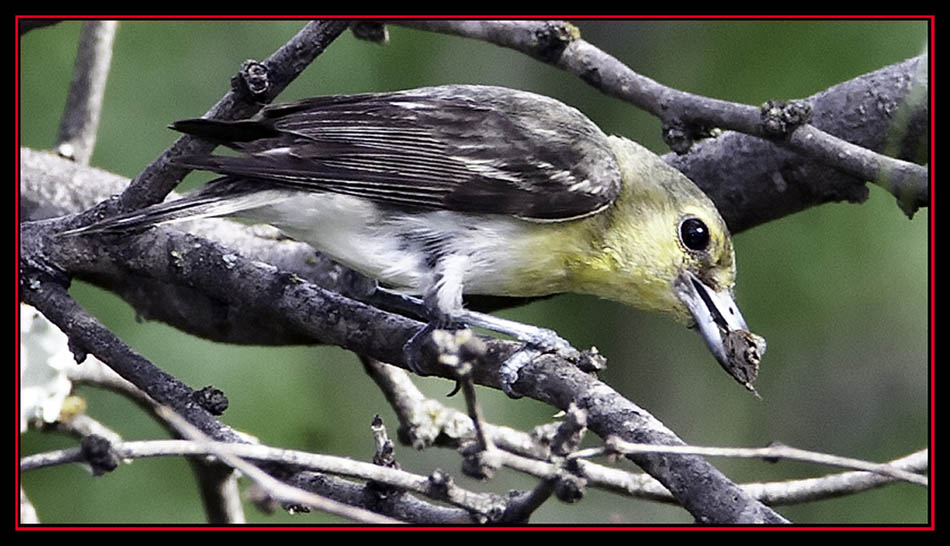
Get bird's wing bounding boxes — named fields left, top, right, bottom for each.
left=171, top=85, right=622, bottom=222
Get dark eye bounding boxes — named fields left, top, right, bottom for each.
left=679, top=217, right=710, bottom=252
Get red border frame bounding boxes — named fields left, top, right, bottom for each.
left=14, top=14, right=935, bottom=531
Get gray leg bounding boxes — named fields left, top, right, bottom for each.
left=373, top=288, right=578, bottom=396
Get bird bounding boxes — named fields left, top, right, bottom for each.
left=63, top=84, right=765, bottom=393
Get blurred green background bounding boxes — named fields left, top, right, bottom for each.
left=19, top=19, right=930, bottom=525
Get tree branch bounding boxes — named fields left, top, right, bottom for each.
left=55, top=20, right=117, bottom=165
left=361, top=359, right=928, bottom=506
left=23, top=216, right=789, bottom=523
left=397, top=20, right=928, bottom=223
left=743, top=449, right=930, bottom=505
left=574, top=438, right=927, bottom=487
left=18, top=277, right=245, bottom=444
left=667, top=55, right=929, bottom=229
left=65, top=19, right=349, bottom=226
left=156, top=407, right=404, bottom=524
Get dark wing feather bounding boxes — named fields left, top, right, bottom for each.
left=171, top=85, right=622, bottom=221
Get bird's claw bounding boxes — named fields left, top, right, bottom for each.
left=519, top=326, right=581, bottom=361
left=402, top=313, right=585, bottom=400
left=403, top=322, right=438, bottom=376
left=499, top=329, right=585, bottom=398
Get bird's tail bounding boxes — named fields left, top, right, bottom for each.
left=58, top=177, right=265, bottom=237
left=169, top=117, right=279, bottom=146
left=61, top=115, right=285, bottom=238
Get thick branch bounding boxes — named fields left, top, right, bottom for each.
left=667, top=55, right=929, bottom=230
left=24, top=217, right=788, bottom=524
left=17, top=278, right=243, bottom=444
left=20, top=148, right=344, bottom=345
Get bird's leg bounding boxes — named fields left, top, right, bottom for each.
left=452, top=307, right=582, bottom=398
left=451, top=308, right=579, bottom=359
left=372, top=287, right=579, bottom=354
left=339, top=269, right=452, bottom=375
left=345, top=258, right=581, bottom=395
left=405, top=266, right=472, bottom=376
left=369, top=286, right=580, bottom=396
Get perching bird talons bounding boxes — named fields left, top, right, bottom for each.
left=366, top=287, right=582, bottom=391
left=498, top=348, right=539, bottom=399
left=576, top=346, right=608, bottom=374
left=519, top=326, right=581, bottom=361
left=402, top=322, right=450, bottom=377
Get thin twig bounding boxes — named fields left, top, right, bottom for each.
left=570, top=448, right=930, bottom=506
left=20, top=437, right=504, bottom=519
left=575, top=438, right=928, bottom=487
left=53, top=413, right=124, bottom=447
left=789, top=124, right=927, bottom=218
left=155, top=406, right=403, bottom=524
left=432, top=330, right=494, bottom=451
left=55, top=20, right=117, bottom=165
left=741, top=449, right=930, bottom=505
left=361, top=357, right=549, bottom=458
left=189, top=461, right=246, bottom=524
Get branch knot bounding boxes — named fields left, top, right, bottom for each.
left=761, top=99, right=813, bottom=138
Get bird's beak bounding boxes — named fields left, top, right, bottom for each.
left=674, top=271, right=765, bottom=393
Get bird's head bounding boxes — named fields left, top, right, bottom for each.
left=583, top=137, right=764, bottom=388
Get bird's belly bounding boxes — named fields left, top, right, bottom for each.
left=238, top=191, right=579, bottom=297
left=238, top=192, right=429, bottom=290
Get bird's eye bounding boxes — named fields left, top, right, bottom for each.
left=679, top=217, right=710, bottom=252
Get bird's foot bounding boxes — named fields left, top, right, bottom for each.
left=403, top=322, right=438, bottom=376
left=377, top=288, right=595, bottom=397
left=402, top=316, right=470, bottom=377
left=513, top=324, right=580, bottom=361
